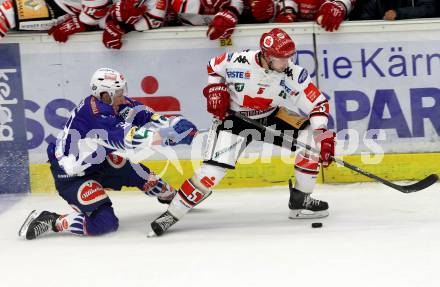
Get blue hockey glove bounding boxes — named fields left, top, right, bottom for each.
left=159, top=116, right=198, bottom=146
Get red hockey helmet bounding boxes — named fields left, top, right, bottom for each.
left=260, top=28, right=296, bottom=58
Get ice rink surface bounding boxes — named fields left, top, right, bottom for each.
left=1, top=182, right=439, bottom=287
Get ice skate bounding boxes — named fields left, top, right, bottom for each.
left=19, top=210, right=60, bottom=240
left=288, top=179, right=329, bottom=219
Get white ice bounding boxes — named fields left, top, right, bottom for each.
left=1, top=182, right=439, bottom=287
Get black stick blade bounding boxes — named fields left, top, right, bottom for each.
left=395, top=174, right=439, bottom=193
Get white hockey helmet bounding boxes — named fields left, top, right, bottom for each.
left=90, top=68, right=127, bottom=103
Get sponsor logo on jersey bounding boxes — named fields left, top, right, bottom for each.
left=227, top=53, right=234, bottom=62
left=279, top=79, right=298, bottom=96
left=284, top=67, right=294, bottom=80
left=226, top=69, right=251, bottom=79
left=298, top=68, right=308, bottom=84
left=304, top=83, right=320, bottom=103
left=214, top=53, right=226, bottom=66
left=242, top=95, right=273, bottom=110
left=233, top=55, right=250, bottom=64
left=278, top=91, right=287, bottom=99
left=77, top=180, right=108, bottom=205
left=106, top=153, right=126, bottom=169
left=257, top=83, right=271, bottom=87
left=235, top=83, right=245, bottom=92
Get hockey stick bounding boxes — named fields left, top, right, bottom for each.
left=230, top=111, right=438, bottom=193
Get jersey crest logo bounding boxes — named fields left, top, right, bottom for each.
left=235, top=83, right=245, bottom=92
left=304, top=83, right=320, bottom=103
left=298, top=69, right=308, bottom=84
left=233, top=55, right=250, bottom=64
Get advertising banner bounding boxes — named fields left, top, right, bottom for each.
left=316, top=30, right=440, bottom=154
left=0, top=43, right=30, bottom=193
left=19, top=31, right=314, bottom=163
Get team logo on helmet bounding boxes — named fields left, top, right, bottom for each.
left=104, top=73, right=117, bottom=80
left=263, top=36, right=274, bottom=48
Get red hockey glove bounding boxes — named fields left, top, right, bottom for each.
left=102, top=17, right=126, bottom=49
left=250, top=0, right=275, bottom=22
left=316, top=1, right=346, bottom=32
left=48, top=14, right=87, bottom=43
left=314, top=128, right=336, bottom=168
left=109, top=0, right=147, bottom=25
left=274, top=11, right=296, bottom=23
left=207, top=10, right=238, bottom=40
left=202, top=83, right=230, bottom=120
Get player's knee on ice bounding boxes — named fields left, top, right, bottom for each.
left=85, top=204, right=119, bottom=236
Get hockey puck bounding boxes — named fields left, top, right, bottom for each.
left=311, top=222, right=323, bottom=228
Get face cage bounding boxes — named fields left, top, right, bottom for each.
left=99, top=84, right=128, bottom=104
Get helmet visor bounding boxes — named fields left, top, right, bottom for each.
left=268, top=53, right=296, bottom=72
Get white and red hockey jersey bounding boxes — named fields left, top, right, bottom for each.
left=207, top=50, right=329, bottom=128
left=132, top=0, right=167, bottom=31
left=0, top=0, right=111, bottom=30
left=170, top=0, right=243, bottom=25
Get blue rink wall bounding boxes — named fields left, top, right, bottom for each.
left=0, top=44, right=30, bottom=194
left=0, top=21, right=439, bottom=193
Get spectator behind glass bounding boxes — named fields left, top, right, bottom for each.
left=351, top=0, right=437, bottom=20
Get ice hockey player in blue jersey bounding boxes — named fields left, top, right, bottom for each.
left=19, top=68, right=198, bottom=240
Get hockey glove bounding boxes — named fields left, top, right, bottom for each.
left=109, top=0, right=147, bottom=25
left=250, top=0, right=275, bottom=22
left=48, top=14, right=87, bottom=43
left=316, top=1, right=346, bottom=32
left=314, top=128, right=336, bottom=167
left=159, top=116, right=198, bottom=146
left=102, top=17, right=126, bottom=49
left=203, top=83, right=231, bottom=121
left=125, top=126, right=155, bottom=148
left=207, top=10, right=238, bottom=40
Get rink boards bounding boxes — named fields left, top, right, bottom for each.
left=1, top=20, right=440, bottom=193
left=29, top=153, right=440, bottom=193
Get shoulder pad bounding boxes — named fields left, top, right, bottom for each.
left=231, top=50, right=254, bottom=65
left=284, top=64, right=308, bottom=83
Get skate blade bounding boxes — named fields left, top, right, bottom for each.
left=18, top=210, right=39, bottom=238
left=147, top=231, right=157, bottom=238
left=289, top=209, right=329, bottom=219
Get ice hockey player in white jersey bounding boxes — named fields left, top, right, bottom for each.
left=149, top=27, right=336, bottom=236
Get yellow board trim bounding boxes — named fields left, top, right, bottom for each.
left=29, top=153, right=440, bottom=193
